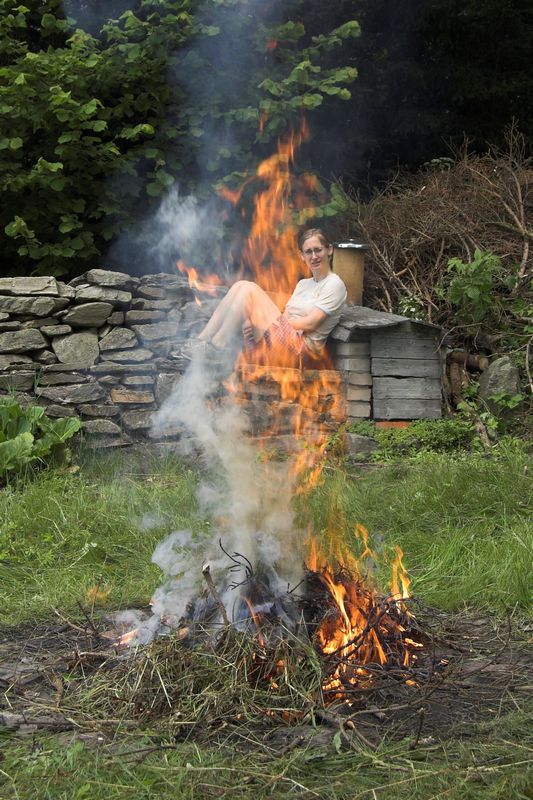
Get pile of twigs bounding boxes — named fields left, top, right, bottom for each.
left=341, top=129, right=532, bottom=349
left=72, top=627, right=324, bottom=733
left=65, top=574, right=428, bottom=737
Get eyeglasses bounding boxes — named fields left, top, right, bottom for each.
left=302, top=247, right=325, bottom=258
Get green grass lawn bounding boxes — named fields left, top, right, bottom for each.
left=0, top=444, right=531, bottom=799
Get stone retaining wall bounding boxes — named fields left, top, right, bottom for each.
left=0, top=270, right=347, bottom=447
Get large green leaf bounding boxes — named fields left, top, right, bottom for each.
left=0, top=431, right=35, bottom=476
left=0, top=399, right=81, bottom=478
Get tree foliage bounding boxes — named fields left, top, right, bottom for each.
left=0, top=0, right=359, bottom=277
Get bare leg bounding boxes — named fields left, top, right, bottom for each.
left=198, top=281, right=280, bottom=348
left=198, top=282, right=249, bottom=342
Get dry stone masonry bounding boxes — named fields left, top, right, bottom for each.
left=0, top=271, right=205, bottom=447
left=0, top=270, right=444, bottom=448
left=0, top=271, right=348, bottom=447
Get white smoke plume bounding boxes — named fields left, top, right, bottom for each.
left=124, top=350, right=306, bottom=644
left=146, top=190, right=229, bottom=276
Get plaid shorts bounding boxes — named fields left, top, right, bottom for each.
left=266, top=315, right=306, bottom=355
left=244, top=315, right=323, bottom=368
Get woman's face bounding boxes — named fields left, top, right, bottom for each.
left=300, top=235, right=333, bottom=279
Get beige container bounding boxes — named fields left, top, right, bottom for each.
left=333, top=241, right=368, bottom=305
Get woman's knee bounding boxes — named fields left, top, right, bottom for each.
left=231, top=280, right=255, bottom=293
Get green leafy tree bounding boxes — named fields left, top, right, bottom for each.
left=0, top=0, right=360, bottom=277
left=0, top=0, right=196, bottom=276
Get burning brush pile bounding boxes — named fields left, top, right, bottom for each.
left=92, top=127, right=428, bottom=731
left=95, top=535, right=425, bottom=732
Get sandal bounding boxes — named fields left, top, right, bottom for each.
left=180, top=338, right=210, bottom=360
left=180, top=338, right=225, bottom=363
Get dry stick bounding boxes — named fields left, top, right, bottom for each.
left=526, top=335, right=533, bottom=396
left=52, top=607, right=89, bottom=636
left=409, top=706, right=426, bottom=750
left=202, top=563, right=231, bottom=627
left=75, top=600, right=101, bottom=638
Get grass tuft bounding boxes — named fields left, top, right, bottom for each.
left=0, top=450, right=200, bottom=624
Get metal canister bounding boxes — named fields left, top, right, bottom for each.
left=333, top=240, right=368, bottom=305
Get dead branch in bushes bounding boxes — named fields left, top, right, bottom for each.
left=344, top=131, right=533, bottom=347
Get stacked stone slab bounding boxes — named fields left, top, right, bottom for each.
left=0, top=271, right=445, bottom=446
left=0, top=271, right=218, bottom=446
left=233, top=365, right=346, bottom=439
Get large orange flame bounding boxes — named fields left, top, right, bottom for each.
left=146, top=126, right=423, bottom=697
left=304, top=524, right=420, bottom=695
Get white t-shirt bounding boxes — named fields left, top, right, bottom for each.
left=284, top=272, right=347, bottom=351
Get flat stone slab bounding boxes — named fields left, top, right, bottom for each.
left=90, top=362, right=155, bottom=375
left=121, top=409, right=154, bottom=430
left=62, top=302, right=113, bottom=328
left=155, top=372, right=181, bottom=403
left=36, top=383, right=105, bottom=404
left=131, top=299, right=173, bottom=311
left=0, top=354, right=34, bottom=367
left=122, top=375, right=154, bottom=386
left=34, top=350, right=57, bottom=365
left=99, top=328, right=137, bottom=351
left=130, top=322, right=179, bottom=343
left=0, top=296, right=69, bottom=317
left=75, top=286, right=132, bottom=306
left=0, top=372, right=35, bottom=391
left=42, top=361, right=94, bottom=372
left=21, top=317, right=58, bottom=329
left=83, top=419, right=122, bottom=435
left=57, top=282, right=76, bottom=299
left=136, top=286, right=166, bottom=300
left=104, top=348, right=153, bottom=363
left=0, top=277, right=59, bottom=296
left=343, top=432, right=379, bottom=460
left=109, top=388, right=155, bottom=404
left=85, top=435, right=132, bottom=449
left=107, top=312, right=124, bottom=326
left=0, top=329, right=47, bottom=353
left=43, top=404, right=79, bottom=417
left=85, top=269, right=138, bottom=289
left=0, top=322, right=21, bottom=332
left=125, top=310, right=167, bottom=324
left=52, top=331, right=99, bottom=365
left=78, top=404, right=120, bottom=417
left=97, top=375, right=120, bottom=385
left=40, top=325, right=72, bottom=337
left=38, top=372, right=88, bottom=386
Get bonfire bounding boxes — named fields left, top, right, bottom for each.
left=113, top=124, right=425, bottom=712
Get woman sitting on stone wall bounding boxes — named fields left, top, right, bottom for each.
left=183, top=228, right=347, bottom=369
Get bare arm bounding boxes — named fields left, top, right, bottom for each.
left=284, top=307, right=327, bottom=333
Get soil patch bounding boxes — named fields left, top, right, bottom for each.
left=1, top=608, right=531, bottom=754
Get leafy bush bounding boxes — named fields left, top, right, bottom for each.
left=0, top=398, right=81, bottom=481
left=349, top=419, right=477, bottom=462
left=441, top=249, right=508, bottom=325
